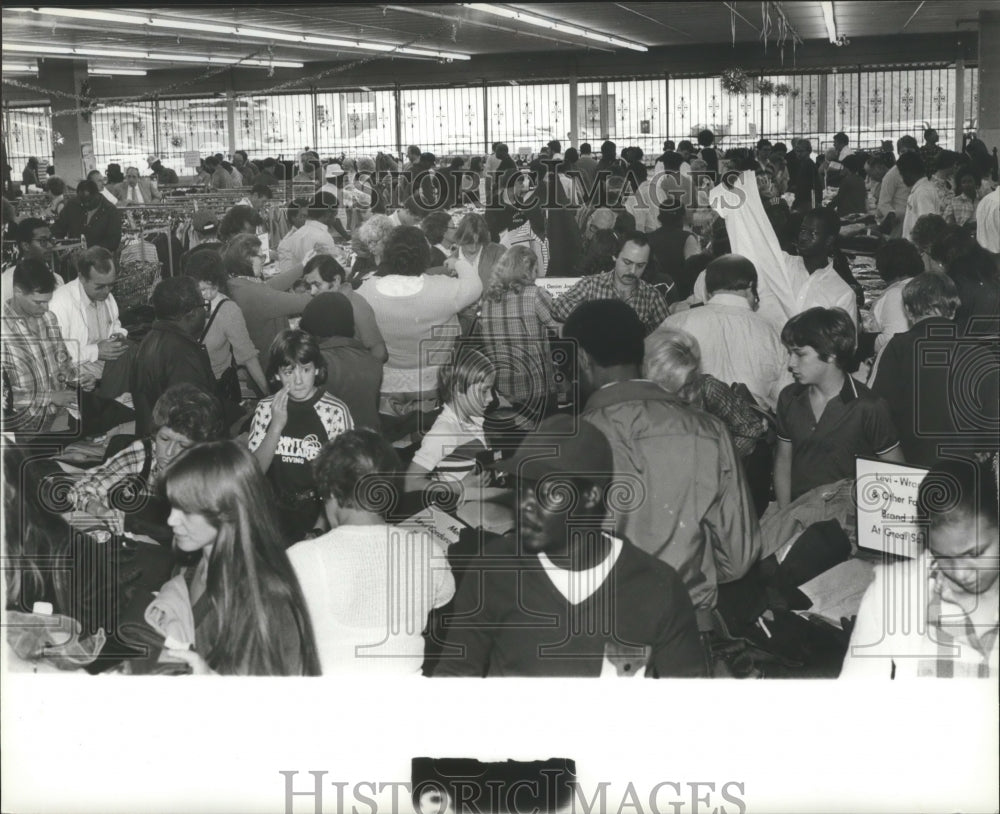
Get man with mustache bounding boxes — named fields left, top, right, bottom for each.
left=550, top=231, right=668, bottom=336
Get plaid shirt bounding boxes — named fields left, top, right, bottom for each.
left=479, top=285, right=560, bottom=404
left=691, top=374, right=767, bottom=457
left=943, top=193, right=978, bottom=227
left=1, top=301, right=75, bottom=431
left=550, top=270, right=669, bottom=336
left=68, top=438, right=159, bottom=511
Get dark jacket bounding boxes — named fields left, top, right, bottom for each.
left=151, top=163, right=179, bottom=185
left=316, top=335, right=382, bottom=432
left=434, top=534, right=706, bottom=677
left=870, top=316, right=998, bottom=467
left=792, top=156, right=817, bottom=211
left=582, top=379, right=761, bottom=627
left=131, top=320, right=215, bottom=436
left=52, top=196, right=122, bottom=252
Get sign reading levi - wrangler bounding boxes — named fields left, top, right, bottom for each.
left=855, top=458, right=930, bottom=559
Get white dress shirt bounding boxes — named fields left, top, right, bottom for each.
left=902, top=177, right=943, bottom=241
left=661, top=291, right=789, bottom=410
left=976, top=187, right=999, bottom=252
left=870, top=277, right=913, bottom=354
left=711, top=170, right=858, bottom=331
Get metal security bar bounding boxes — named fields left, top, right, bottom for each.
left=400, top=85, right=486, bottom=157
left=2, top=65, right=984, bottom=183
left=966, top=66, right=979, bottom=132
left=315, top=89, right=397, bottom=158
left=485, top=82, right=571, bottom=159
left=90, top=99, right=157, bottom=172
left=606, top=78, right=669, bottom=158
left=156, top=97, right=231, bottom=174
left=4, top=105, right=52, bottom=181
left=668, top=76, right=728, bottom=145
left=235, top=92, right=313, bottom=161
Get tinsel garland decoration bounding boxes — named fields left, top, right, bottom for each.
left=720, top=68, right=751, bottom=95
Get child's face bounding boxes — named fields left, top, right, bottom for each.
left=279, top=361, right=318, bottom=400
left=457, top=375, right=495, bottom=419
left=786, top=345, right=830, bottom=386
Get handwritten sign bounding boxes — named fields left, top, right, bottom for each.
left=80, top=142, right=96, bottom=175
left=855, top=458, right=929, bottom=558
left=536, top=277, right=580, bottom=297
left=184, top=151, right=202, bottom=169
left=400, top=506, right=465, bottom=548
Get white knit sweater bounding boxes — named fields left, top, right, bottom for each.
left=287, top=524, right=455, bottom=675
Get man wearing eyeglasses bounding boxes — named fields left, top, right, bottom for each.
left=1, top=217, right=65, bottom=306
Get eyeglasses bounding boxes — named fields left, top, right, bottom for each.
left=31, top=236, right=55, bottom=246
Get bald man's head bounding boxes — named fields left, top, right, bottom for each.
left=705, top=253, right=759, bottom=299
left=587, top=207, right=617, bottom=236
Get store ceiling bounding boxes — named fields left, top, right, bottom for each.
left=0, top=2, right=989, bottom=75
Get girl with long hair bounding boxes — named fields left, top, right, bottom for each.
left=148, top=441, right=321, bottom=675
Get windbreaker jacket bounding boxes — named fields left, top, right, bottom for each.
left=48, top=276, right=125, bottom=366
left=582, top=379, right=761, bottom=626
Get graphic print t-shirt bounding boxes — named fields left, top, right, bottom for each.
left=247, top=390, right=353, bottom=495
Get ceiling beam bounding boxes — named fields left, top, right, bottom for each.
left=902, top=1, right=927, bottom=30
left=612, top=3, right=694, bottom=39
left=381, top=4, right=615, bottom=53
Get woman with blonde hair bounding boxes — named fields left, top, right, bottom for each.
left=479, top=245, right=561, bottom=419
left=645, top=327, right=772, bottom=518
left=644, top=327, right=766, bottom=460
left=147, top=441, right=321, bottom=676
left=351, top=213, right=395, bottom=283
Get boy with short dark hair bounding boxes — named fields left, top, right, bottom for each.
left=774, top=306, right=904, bottom=507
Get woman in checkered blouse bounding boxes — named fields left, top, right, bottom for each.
left=478, top=245, right=562, bottom=420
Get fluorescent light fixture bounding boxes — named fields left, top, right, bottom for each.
left=463, top=3, right=647, bottom=51
left=821, top=1, right=838, bottom=43
left=2, top=62, right=147, bottom=76
left=90, top=67, right=148, bottom=76
left=3, top=43, right=302, bottom=68
left=10, top=8, right=471, bottom=61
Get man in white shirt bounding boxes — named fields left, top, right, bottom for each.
left=976, top=187, right=999, bottom=252
left=842, top=457, right=999, bottom=679
left=660, top=254, right=788, bottom=410
left=902, top=151, right=956, bottom=241
left=710, top=169, right=858, bottom=332
left=48, top=246, right=129, bottom=385
left=319, top=162, right=371, bottom=231
left=876, top=135, right=919, bottom=238
left=276, top=191, right=348, bottom=275
left=833, top=132, right=854, bottom=161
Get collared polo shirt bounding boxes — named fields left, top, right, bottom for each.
left=776, top=374, right=899, bottom=499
